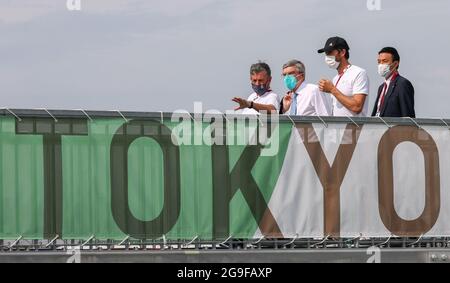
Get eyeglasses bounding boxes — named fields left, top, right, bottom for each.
left=282, top=72, right=304, bottom=77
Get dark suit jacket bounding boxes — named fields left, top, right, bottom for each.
left=371, top=74, right=415, bottom=118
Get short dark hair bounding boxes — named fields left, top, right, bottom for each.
left=250, top=62, right=271, bottom=77
left=338, top=48, right=350, bottom=59
left=379, top=47, right=400, bottom=62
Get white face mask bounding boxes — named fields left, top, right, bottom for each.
left=378, top=63, right=392, bottom=78
left=325, top=55, right=339, bottom=69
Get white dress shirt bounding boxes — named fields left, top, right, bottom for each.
left=241, top=91, right=280, bottom=115
left=285, top=82, right=332, bottom=116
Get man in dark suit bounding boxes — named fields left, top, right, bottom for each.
left=372, top=47, right=415, bottom=118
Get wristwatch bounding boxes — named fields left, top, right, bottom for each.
left=249, top=101, right=254, bottom=109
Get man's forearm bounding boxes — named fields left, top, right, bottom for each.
left=330, top=88, right=363, bottom=114
left=253, top=102, right=277, bottom=113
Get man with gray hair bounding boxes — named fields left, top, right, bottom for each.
left=233, top=62, right=280, bottom=115
left=280, top=60, right=332, bottom=116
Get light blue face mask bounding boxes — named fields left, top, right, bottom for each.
left=284, top=75, right=298, bottom=91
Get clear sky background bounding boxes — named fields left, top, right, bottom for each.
left=1, top=0, right=449, bottom=118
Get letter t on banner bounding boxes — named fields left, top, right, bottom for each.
left=16, top=118, right=88, bottom=239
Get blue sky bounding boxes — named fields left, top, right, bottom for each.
left=1, top=0, right=449, bottom=118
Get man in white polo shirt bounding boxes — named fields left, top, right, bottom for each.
left=317, top=37, right=370, bottom=117
left=280, top=59, right=332, bottom=116
left=233, top=62, right=280, bottom=115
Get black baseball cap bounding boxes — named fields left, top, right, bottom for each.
left=318, top=37, right=350, bottom=53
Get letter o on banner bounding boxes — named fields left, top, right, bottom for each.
left=110, top=120, right=181, bottom=239
left=378, top=126, right=440, bottom=237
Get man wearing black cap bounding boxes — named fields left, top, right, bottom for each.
left=372, top=47, right=415, bottom=118
left=317, top=37, right=370, bottom=117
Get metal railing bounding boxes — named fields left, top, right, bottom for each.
left=1, top=109, right=450, bottom=254
left=1, top=237, right=450, bottom=253
left=1, top=108, right=450, bottom=127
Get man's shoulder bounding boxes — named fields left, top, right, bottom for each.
left=264, top=91, right=280, bottom=99
left=247, top=92, right=257, bottom=100
left=394, top=75, right=414, bottom=94
left=396, top=75, right=413, bottom=85
left=249, top=91, right=279, bottom=101
left=303, top=83, right=320, bottom=94
left=350, top=65, right=368, bottom=76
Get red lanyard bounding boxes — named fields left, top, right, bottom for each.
left=335, top=65, right=351, bottom=87
left=381, top=72, right=398, bottom=99
left=389, top=71, right=398, bottom=84
left=378, top=72, right=399, bottom=112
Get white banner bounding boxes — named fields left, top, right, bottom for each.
left=256, top=123, right=450, bottom=238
